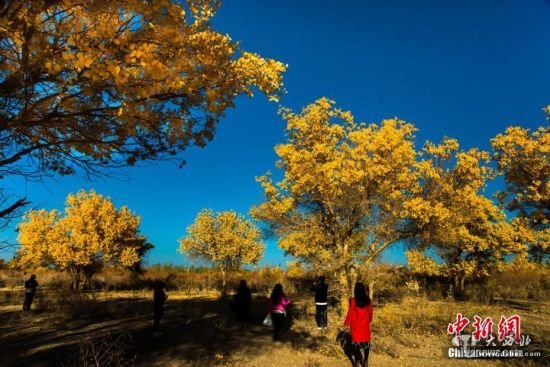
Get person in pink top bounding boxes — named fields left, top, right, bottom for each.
left=344, top=282, right=373, bottom=367
left=269, top=283, right=291, bottom=341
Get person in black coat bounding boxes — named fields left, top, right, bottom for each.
left=23, top=274, right=38, bottom=311
left=234, top=279, right=252, bottom=323
left=312, top=276, right=328, bottom=329
left=153, top=281, right=168, bottom=336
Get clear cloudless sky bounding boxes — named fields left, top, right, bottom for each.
left=2, top=0, right=550, bottom=267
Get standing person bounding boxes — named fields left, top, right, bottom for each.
left=153, top=281, right=168, bottom=337
left=312, top=276, right=328, bottom=329
left=234, top=279, right=252, bottom=324
left=344, top=283, right=373, bottom=367
left=269, top=283, right=291, bottom=341
left=22, top=274, right=38, bottom=311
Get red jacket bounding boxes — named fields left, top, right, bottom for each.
left=344, top=298, right=373, bottom=342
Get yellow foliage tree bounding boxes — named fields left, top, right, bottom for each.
left=0, top=0, right=285, bottom=223
left=407, top=139, right=525, bottom=292
left=286, top=260, right=308, bottom=280
left=491, top=123, right=550, bottom=263
left=251, top=98, right=421, bottom=306
left=16, top=190, right=150, bottom=289
left=178, top=209, right=264, bottom=287
left=405, top=250, right=442, bottom=277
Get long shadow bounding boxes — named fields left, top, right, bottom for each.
left=0, top=294, right=324, bottom=366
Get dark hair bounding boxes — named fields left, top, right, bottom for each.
left=270, top=283, right=284, bottom=302
left=239, top=280, right=247, bottom=288
left=318, top=276, right=325, bottom=283
left=354, top=282, right=371, bottom=308
left=155, top=281, right=166, bottom=289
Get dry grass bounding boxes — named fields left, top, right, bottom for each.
left=1, top=265, right=549, bottom=366
left=60, top=332, right=136, bottom=367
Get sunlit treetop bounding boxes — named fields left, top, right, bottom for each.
left=178, top=209, right=264, bottom=286
left=490, top=111, right=549, bottom=263
left=16, top=190, right=149, bottom=280
left=491, top=125, right=550, bottom=228
left=407, top=139, right=527, bottom=281
left=252, top=98, right=422, bottom=299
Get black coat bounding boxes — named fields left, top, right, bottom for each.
left=313, top=283, right=328, bottom=303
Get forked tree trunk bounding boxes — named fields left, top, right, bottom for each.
left=338, top=264, right=357, bottom=314
left=452, top=274, right=466, bottom=298
left=453, top=275, right=465, bottom=292
left=338, top=270, right=350, bottom=314
left=70, top=266, right=81, bottom=291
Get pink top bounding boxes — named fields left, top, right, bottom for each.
left=269, top=296, right=291, bottom=312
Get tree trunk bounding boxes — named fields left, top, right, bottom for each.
left=452, top=274, right=466, bottom=298
left=364, top=258, right=375, bottom=301
left=367, top=279, right=375, bottom=301
left=70, top=267, right=81, bottom=291
left=338, top=265, right=357, bottom=314
left=338, top=270, right=350, bottom=314
left=458, top=276, right=465, bottom=293
left=221, top=268, right=227, bottom=290
left=83, top=273, right=92, bottom=290
left=452, top=274, right=466, bottom=292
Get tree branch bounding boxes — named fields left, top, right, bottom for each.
left=0, top=197, right=29, bottom=219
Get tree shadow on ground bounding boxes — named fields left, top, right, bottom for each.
left=0, top=293, right=327, bottom=366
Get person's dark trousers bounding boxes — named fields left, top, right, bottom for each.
left=237, top=307, right=251, bottom=323
left=153, top=308, right=163, bottom=332
left=315, top=304, right=327, bottom=328
left=23, top=292, right=34, bottom=311
left=352, top=342, right=370, bottom=367
left=271, top=312, right=285, bottom=341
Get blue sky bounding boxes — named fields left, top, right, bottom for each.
left=3, top=0, right=550, bottom=267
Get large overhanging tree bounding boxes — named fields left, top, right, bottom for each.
left=0, top=0, right=286, bottom=232
left=16, top=190, right=152, bottom=290
left=251, top=98, right=421, bottom=307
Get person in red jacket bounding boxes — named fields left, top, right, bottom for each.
left=344, top=282, right=373, bottom=367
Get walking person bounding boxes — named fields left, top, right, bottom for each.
left=234, top=279, right=252, bottom=324
left=269, top=283, right=290, bottom=341
left=312, top=276, right=328, bottom=329
left=344, top=283, right=373, bottom=367
left=22, top=274, right=38, bottom=311
left=152, top=281, right=168, bottom=337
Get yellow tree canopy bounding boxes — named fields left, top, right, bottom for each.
left=406, top=250, right=443, bottom=277
left=491, top=124, right=550, bottom=262
left=406, top=139, right=526, bottom=288
left=16, top=190, right=148, bottom=277
left=251, top=98, right=420, bottom=296
left=178, top=209, right=264, bottom=285
left=0, top=0, right=285, bottom=221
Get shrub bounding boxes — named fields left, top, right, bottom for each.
left=61, top=332, right=135, bottom=367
